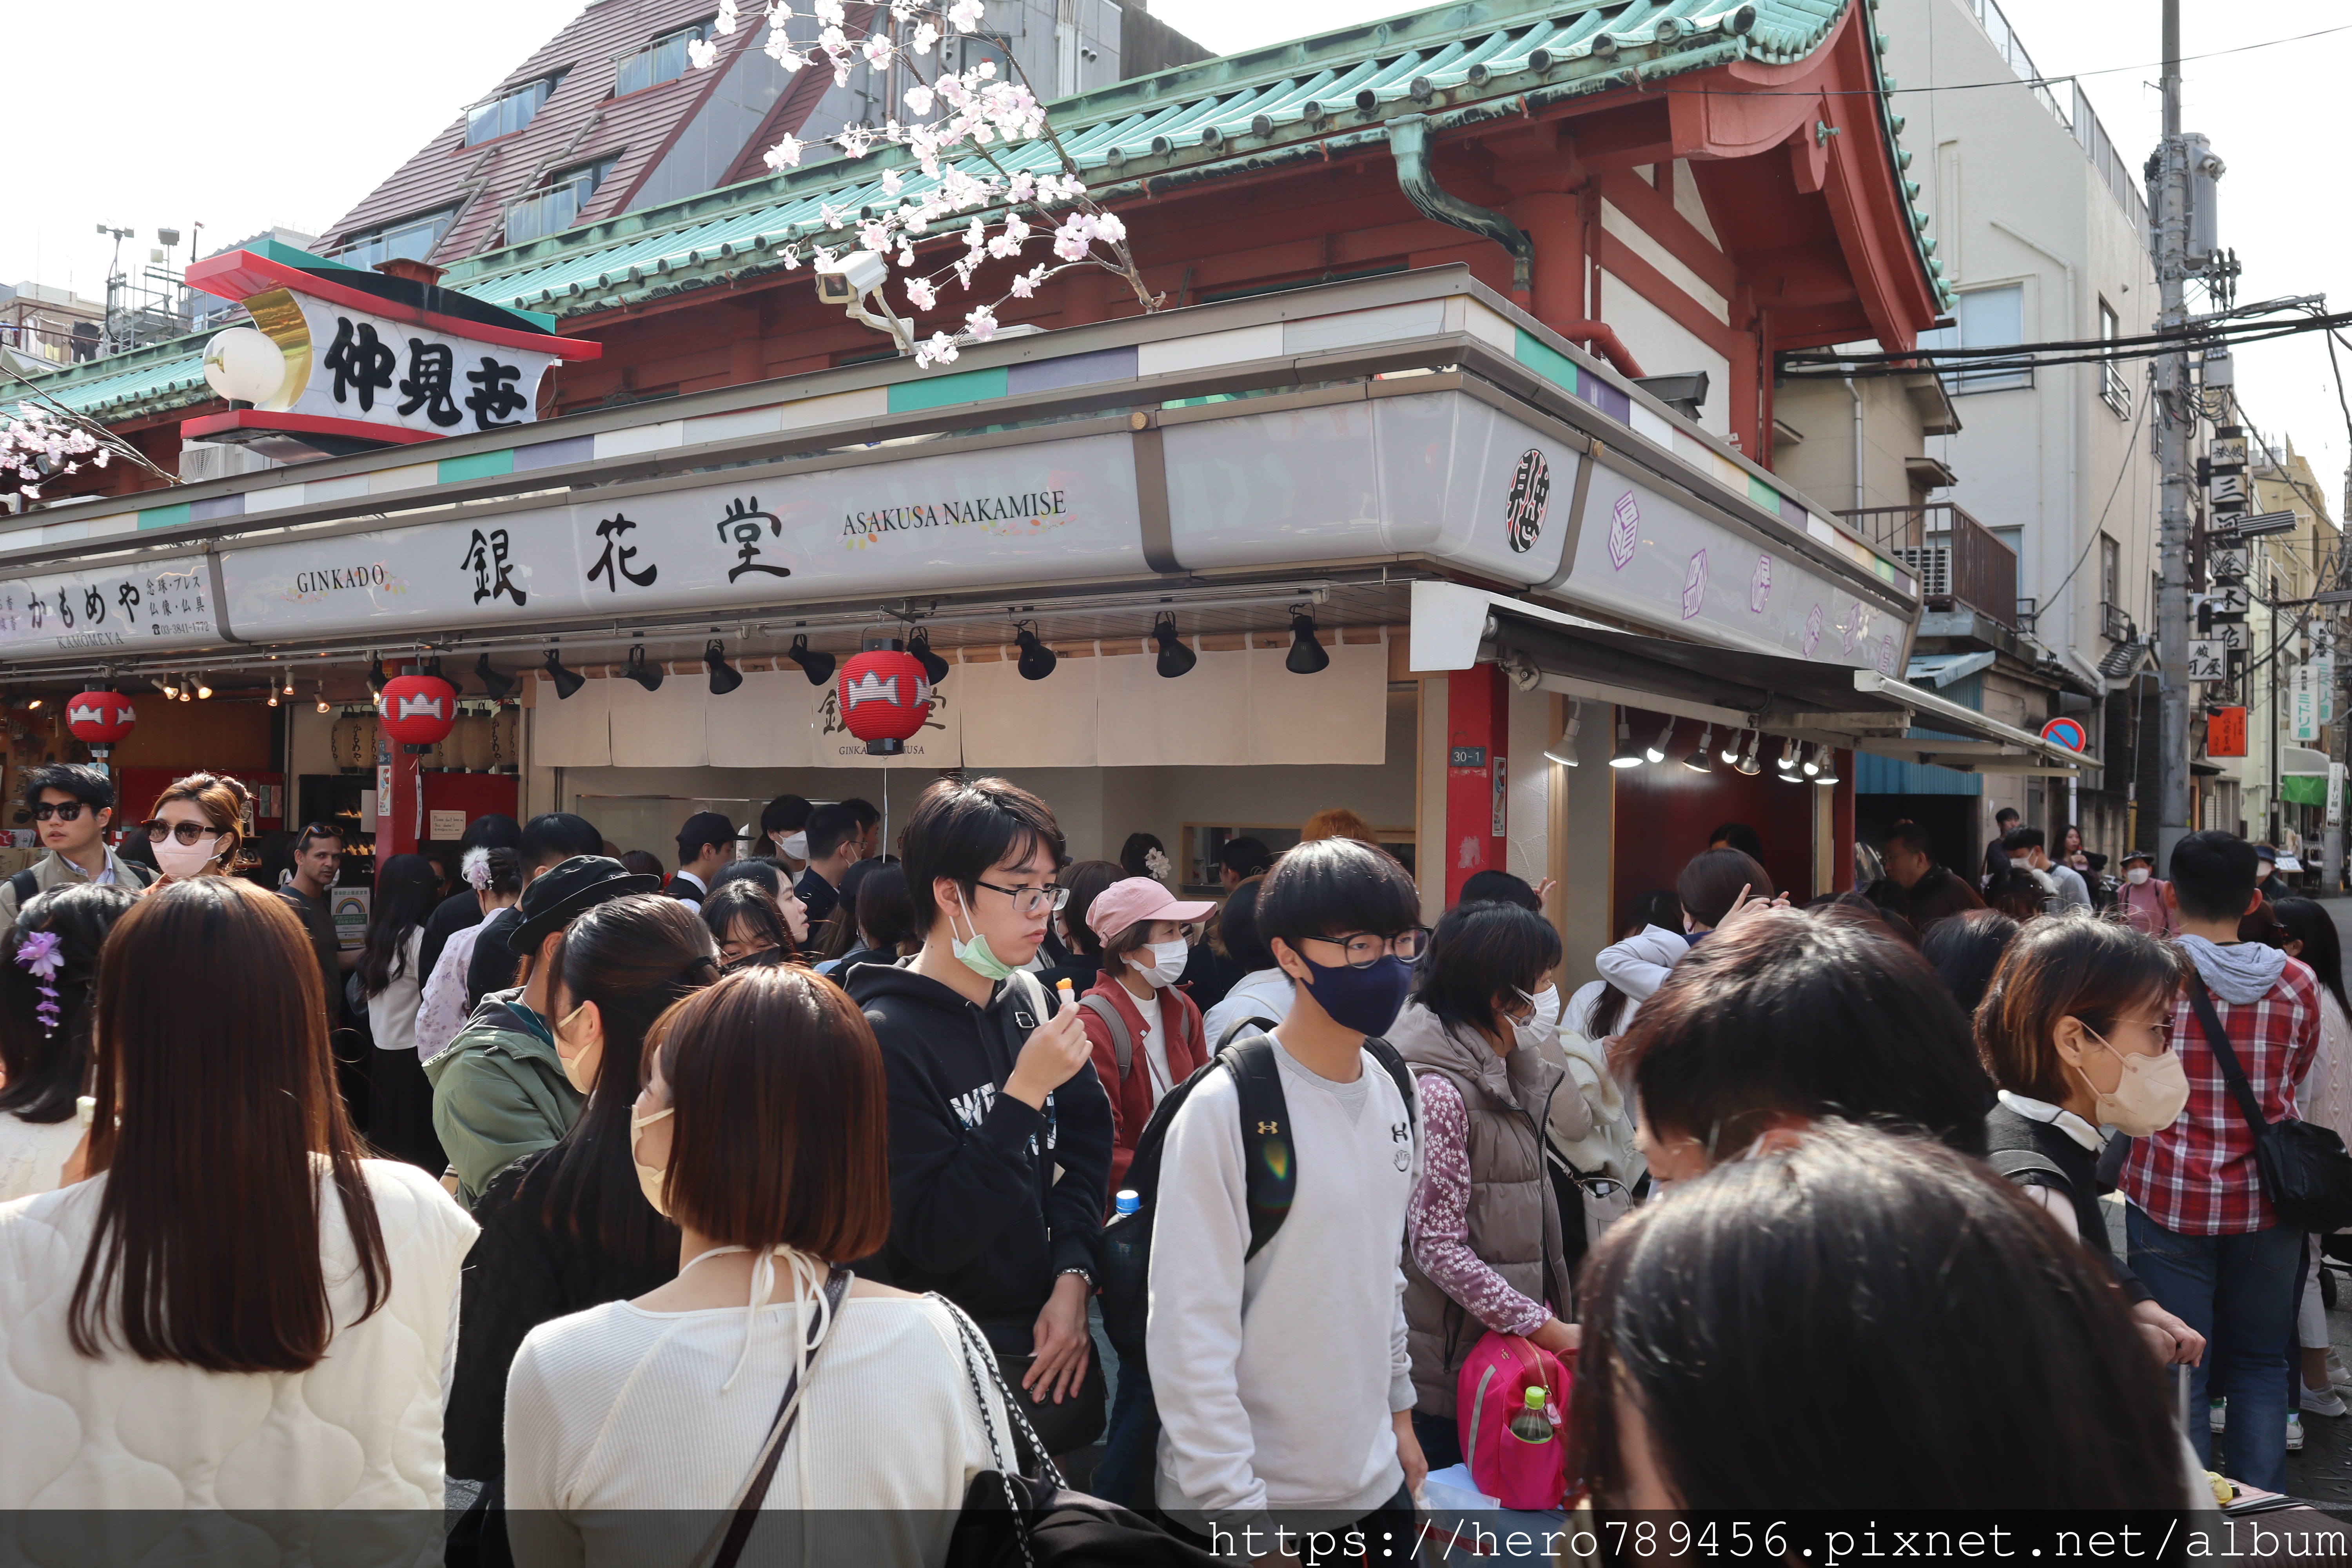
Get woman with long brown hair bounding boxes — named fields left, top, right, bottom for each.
left=445, top=894, right=719, bottom=1502
left=143, top=771, right=252, bottom=881
left=0, top=877, right=476, bottom=1507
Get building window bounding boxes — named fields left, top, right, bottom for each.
left=2100, top=534, right=2120, bottom=607
left=1916, top=283, right=2031, bottom=394
left=465, top=76, right=561, bottom=146
left=505, top=158, right=619, bottom=247
left=336, top=206, right=461, bottom=271
left=615, top=22, right=712, bottom=96
left=2098, top=298, right=2129, bottom=414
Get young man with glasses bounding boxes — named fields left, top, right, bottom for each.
left=845, top=777, right=1113, bottom=1454
left=1147, top=836, right=1429, bottom=1557
left=0, top=764, right=154, bottom=922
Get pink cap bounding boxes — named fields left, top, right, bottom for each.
left=1087, top=877, right=1217, bottom=941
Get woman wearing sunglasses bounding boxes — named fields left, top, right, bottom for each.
left=143, top=773, right=251, bottom=883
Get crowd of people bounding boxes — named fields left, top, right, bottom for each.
left=0, top=757, right=2346, bottom=1561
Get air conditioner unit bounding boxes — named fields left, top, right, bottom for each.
left=1895, top=544, right=1952, bottom=599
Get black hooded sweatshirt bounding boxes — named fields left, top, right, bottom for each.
left=846, top=959, right=1113, bottom=1353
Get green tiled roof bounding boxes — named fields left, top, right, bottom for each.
left=17, top=0, right=1938, bottom=427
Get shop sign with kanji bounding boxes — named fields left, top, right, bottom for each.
left=0, top=555, right=219, bottom=655
left=176, top=240, right=597, bottom=461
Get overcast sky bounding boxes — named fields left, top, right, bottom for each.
left=7, top=0, right=2344, bottom=503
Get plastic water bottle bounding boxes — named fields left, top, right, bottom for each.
left=1508, top=1386, right=1553, bottom=1445
left=1114, top=1190, right=1141, bottom=1218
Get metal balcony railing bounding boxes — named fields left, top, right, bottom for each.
left=2100, top=601, right=2136, bottom=643
left=1834, top=502, right=2022, bottom=630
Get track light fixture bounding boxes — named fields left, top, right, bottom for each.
left=473, top=654, right=517, bottom=702
left=158, top=675, right=177, bottom=698
left=22, top=698, right=38, bottom=711
left=267, top=688, right=279, bottom=708
left=1720, top=730, right=1742, bottom=765
left=195, top=678, right=212, bottom=700
left=622, top=645, right=664, bottom=693
left=543, top=648, right=585, bottom=701
left=316, top=684, right=330, bottom=714
left=1800, top=741, right=1822, bottom=778
left=366, top=656, right=388, bottom=693
left=283, top=673, right=296, bottom=695
left=1776, top=737, right=1799, bottom=772
left=787, top=635, right=835, bottom=686
left=1811, top=744, right=1840, bottom=786
left=1152, top=613, right=1197, bottom=679
left=1682, top=726, right=1714, bottom=773
left=1735, top=732, right=1762, bottom=776
left=1014, top=622, right=1058, bottom=682
left=1609, top=712, right=1643, bottom=768
left=1284, top=610, right=1330, bottom=675
left=1777, top=740, right=1808, bottom=782
left=908, top=628, right=950, bottom=684
left=1644, top=719, right=1675, bottom=766
left=1543, top=700, right=1582, bottom=768
left=704, top=640, right=743, bottom=697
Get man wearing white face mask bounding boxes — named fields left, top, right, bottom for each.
left=1391, top=898, right=1586, bottom=1472
left=2115, top=848, right=2178, bottom=937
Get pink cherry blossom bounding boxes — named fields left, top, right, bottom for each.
left=906, top=276, right=938, bottom=311
left=964, top=307, right=998, bottom=342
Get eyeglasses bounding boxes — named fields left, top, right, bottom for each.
left=145, top=820, right=217, bottom=846
left=1299, top=929, right=1430, bottom=967
left=30, top=802, right=86, bottom=822
left=973, top=879, right=1070, bottom=916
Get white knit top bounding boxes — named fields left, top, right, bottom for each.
left=505, top=1289, right=1009, bottom=1568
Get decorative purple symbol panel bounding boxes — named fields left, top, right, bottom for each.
left=1681, top=550, right=1708, bottom=620
left=1608, top=491, right=1640, bottom=571
left=1749, top=554, right=1772, bottom=615
left=1804, top=603, right=1824, bottom=657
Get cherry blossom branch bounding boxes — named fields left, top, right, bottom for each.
left=690, top=0, right=1157, bottom=365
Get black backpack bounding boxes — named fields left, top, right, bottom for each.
left=1097, top=1030, right=1416, bottom=1358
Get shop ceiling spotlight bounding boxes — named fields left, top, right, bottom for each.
left=1284, top=610, right=1330, bottom=675
left=1543, top=700, right=1582, bottom=768
left=195, top=678, right=213, bottom=700
left=1811, top=744, right=1840, bottom=786
left=908, top=628, right=950, bottom=685
left=787, top=634, right=835, bottom=686
left=1775, top=737, right=1798, bottom=772
left=1682, top=726, right=1714, bottom=773
left=1014, top=622, right=1059, bottom=682
left=1152, top=613, right=1197, bottom=679
left=474, top=654, right=517, bottom=702
left=1609, top=712, right=1644, bottom=768
left=157, top=676, right=177, bottom=698
left=22, top=698, right=38, bottom=711
left=543, top=648, right=585, bottom=701
left=366, top=656, right=388, bottom=693
left=316, top=684, right=330, bottom=715
left=1800, top=741, right=1822, bottom=778
left=282, top=673, right=296, bottom=695
left=704, top=640, right=744, bottom=697
left=622, top=646, right=664, bottom=693
left=1720, top=729, right=1742, bottom=766
left=1735, top=732, right=1762, bottom=776
left=1644, top=719, right=1675, bottom=766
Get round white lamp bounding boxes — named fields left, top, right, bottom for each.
left=201, top=326, right=288, bottom=404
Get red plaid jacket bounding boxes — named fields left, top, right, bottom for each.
left=2122, top=949, right=2323, bottom=1235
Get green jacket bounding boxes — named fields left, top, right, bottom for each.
left=423, top=988, right=583, bottom=1208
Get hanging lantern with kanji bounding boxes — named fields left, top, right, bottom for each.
left=837, top=647, right=933, bottom=756
left=377, top=673, right=458, bottom=753
left=65, top=690, right=136, bottom=769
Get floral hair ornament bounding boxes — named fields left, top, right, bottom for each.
left=16, top=929, right=64, bottom=1038
left=462, top=847, right=493, bottom=890
left=1144, top=846, right=1174, bottom=886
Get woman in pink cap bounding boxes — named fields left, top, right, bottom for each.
left=1076, top=876, right=1219, bottom=1192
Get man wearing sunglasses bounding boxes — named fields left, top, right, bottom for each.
left=0, top=764, right=156, bottom=922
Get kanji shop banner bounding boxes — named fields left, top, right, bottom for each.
left=214, top=430, right=1146, bottom=639
left=180, top=242, right=597, bottom=459
left=282, top=294, right=561, bottom=439
left=0, top=554, right=220, bottom=655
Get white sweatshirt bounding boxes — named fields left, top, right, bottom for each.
left=1150, top=1038, right=1420, bottom=1542
left=1593, top=924, right=1689, bottom=1004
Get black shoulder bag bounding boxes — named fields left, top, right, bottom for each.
left=2185, top=973, right=2352, bottom=1234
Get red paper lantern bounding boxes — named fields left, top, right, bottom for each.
left=378, top=673, right=459, bottom=750
left=837, top=649, right=933, bottom=755
left=65, top=690, right=136, bottom=755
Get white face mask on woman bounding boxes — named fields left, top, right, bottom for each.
left=153, top=833, right=221, bottom=878
left=2125, top=867, right=2151, bottom=886
left=1129, top=939, right=1190, bottom=988
left=1508, top=985, right=1562, bottom=1050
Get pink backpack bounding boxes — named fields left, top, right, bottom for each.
left=1454, top=1332, right=1570, bottom=1510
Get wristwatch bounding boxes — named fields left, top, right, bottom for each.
left=1057, top=1265, right=1096, bottom=1289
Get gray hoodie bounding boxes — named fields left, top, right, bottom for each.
left=2178, top=934, right=2290, bottom=1006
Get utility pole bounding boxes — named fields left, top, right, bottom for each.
left=2152, top=0, right=2195, bottom=868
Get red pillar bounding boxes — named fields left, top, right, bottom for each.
left=378, top=659, right=421, bottom=859
left=1443, top=664, right=1511, bottom=907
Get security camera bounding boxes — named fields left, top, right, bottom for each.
left=816, top=249, right=890, bottom=305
